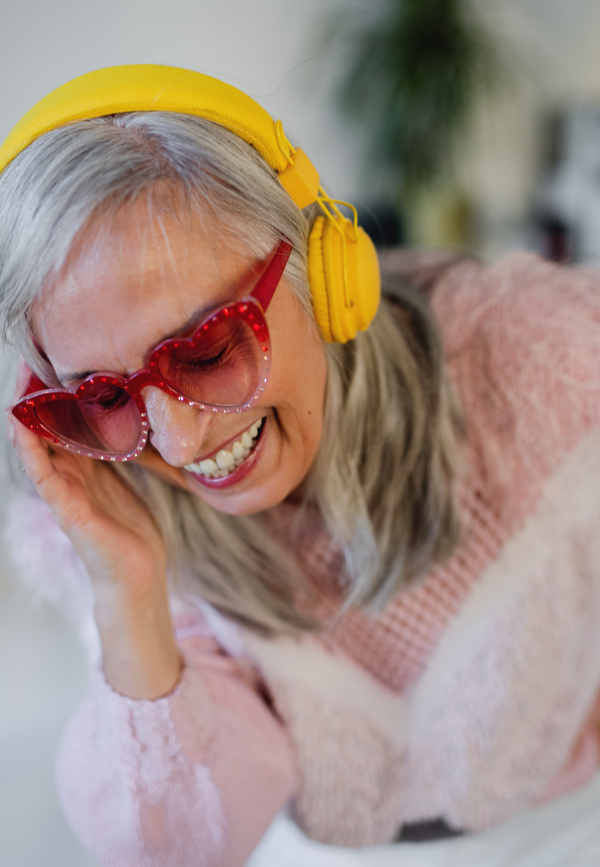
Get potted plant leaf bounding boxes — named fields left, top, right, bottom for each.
left=323, top=0, right=506, bottom=247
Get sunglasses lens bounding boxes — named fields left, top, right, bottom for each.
left=34, top=381, right=142, bottom=456
left=157, top=318, right=264, bottom=406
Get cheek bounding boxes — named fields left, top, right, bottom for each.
left=302, top=345, right=329, bottom=472
left=279, top=334, right=327, bottom=453
left=302, top=355, right=327, bottom=438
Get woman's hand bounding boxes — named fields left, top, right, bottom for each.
left=7, top=362, right=182, bottom=699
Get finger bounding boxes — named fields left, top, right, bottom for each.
left=9, top=414, right=62, bottom=492
left=10, top=412, right=122, bottom=514
left=9, top=417, right=101, bottom=537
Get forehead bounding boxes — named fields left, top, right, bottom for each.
left=32, top=204, right=254, bottom=379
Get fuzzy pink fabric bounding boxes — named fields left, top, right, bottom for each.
left=56, top=618, right=296, bottom=866
left=6, top=251, right=600, bottom=863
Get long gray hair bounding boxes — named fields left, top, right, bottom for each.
left=0, top=112, right=463, bottom=633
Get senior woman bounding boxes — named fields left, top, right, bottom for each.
left=2, top=65, right=600, bottom=867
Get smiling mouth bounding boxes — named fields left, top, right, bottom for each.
left=184, top=418, right=265, bottom=479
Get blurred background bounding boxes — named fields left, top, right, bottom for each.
left=3, top=0, right=600, bottom=864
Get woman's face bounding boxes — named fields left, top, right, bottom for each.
left=31, top=201, right=328, bottom=515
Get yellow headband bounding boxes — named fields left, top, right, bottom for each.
left=0, top=64, right=320, bottom=209
left=0, top=63, right=381, bottom=343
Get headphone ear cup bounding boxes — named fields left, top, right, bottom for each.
left=307, top=216, right=333, bottom=342
left=307, top=215, right=381, bottom=343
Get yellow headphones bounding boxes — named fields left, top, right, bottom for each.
left=0, top=64, right=380, bottom=343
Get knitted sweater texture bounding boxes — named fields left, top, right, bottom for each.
left=7, top=252, right=600, bottom=866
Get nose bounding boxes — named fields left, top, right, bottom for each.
left=142, top=386, right=208, bottom=466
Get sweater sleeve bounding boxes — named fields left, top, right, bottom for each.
left=55, top=613, right=297, bottom=867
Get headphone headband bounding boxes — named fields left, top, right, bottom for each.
left=0, top=64, right=320, bottom=209
left=0, top=63, right=380, bottom=343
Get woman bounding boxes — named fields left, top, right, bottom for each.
left=3, top=65, right=600, bottom=867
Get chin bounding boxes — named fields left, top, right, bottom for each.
left=183, top=471, right=302, bottom=515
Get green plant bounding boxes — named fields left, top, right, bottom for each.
left=325, top=0, right=504, bottom=203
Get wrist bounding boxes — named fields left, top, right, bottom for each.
left=94, top=580, right=182, bottom=700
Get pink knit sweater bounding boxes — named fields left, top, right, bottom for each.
left=7, top=252, right=600, bottom=866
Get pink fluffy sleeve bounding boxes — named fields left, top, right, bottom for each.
left=55, top=617, right=297, bottom=867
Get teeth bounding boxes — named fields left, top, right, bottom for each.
left=216, top=450, right=235, bottom=470
left=232, top=441, right=245, bottom=460
left=185, top=418, right=263, bottom=478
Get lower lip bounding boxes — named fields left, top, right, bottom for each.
left=184, top=417, right=267, bottom=489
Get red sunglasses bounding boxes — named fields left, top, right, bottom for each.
left=10, top=240, right=292, bottom=462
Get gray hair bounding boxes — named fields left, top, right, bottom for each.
left=0, top=112, right=462, bottom=632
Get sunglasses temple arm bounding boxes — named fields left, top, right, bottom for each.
left=251, top=240, right=293, bottom=311
left=23, top=373, right=49, bottom=395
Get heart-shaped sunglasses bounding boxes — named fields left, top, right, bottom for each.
left=10, top=240, right=292, bottom=462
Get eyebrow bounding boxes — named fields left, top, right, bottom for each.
left=56, top=245, right=278, bottom=386
left=59, top=292, right=232, bottom=385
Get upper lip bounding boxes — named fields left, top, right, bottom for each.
left=187, top=416, right=265, bottom=465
